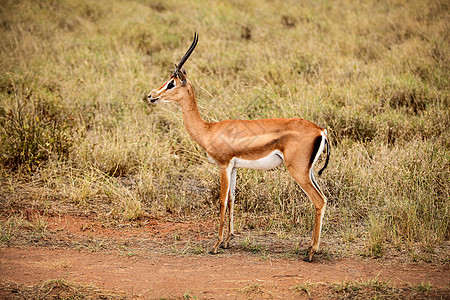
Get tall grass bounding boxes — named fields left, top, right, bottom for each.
left=0, top=0, right=448, bottom=260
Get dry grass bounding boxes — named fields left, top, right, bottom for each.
left=1, top=279, right=447, bottom=299
left=0, top=279, right=126, bottom=299
left=293, top=279, right=450, bottom=299
left=0, top=0, right=449, bottom=261
left=325, top=279, right=448, bottom=300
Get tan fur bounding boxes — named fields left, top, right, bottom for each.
left=149, top=75, right=328, bottom=261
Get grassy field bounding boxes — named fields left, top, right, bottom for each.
left=0, top=0, right=449, bottom=261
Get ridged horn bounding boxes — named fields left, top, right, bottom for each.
left=172, top=32, right=198, bottom=82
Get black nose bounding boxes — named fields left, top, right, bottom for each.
left=147, top=95, right=159, bottom=103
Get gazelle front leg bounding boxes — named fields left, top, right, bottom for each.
left=210, top=165, right=232, bottom=254
left=222, top=167, right=237, bottom=249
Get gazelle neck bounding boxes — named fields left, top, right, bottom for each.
left=178, top=83, right=210, bottom=149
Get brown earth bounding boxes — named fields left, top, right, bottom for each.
left=0, top=214, right=449, bottom=299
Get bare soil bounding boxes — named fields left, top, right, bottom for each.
left=0, top=214, right=449, bottom=299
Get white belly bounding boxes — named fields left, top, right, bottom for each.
left=233, top=150, right=284, bottom=170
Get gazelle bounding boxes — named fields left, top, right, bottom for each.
left=147, top=33, right=330, bottom=261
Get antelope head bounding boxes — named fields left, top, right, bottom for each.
left=147, top=32, right=198, bottom=104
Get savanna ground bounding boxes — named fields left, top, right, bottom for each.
left=0, top=0, right=449, bottom=298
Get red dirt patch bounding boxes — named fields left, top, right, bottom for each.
left=1, top=247, right=449, bottom=299
left=44, top=214, right=213, bottom=241
left=1, top=213, right=449, bottom=298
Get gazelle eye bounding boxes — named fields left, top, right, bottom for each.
left=167, top=80, right=175, bottom=90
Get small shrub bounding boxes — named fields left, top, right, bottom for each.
left=371, top=79, right=432, bottom=115
left=294, top=283, right=314, bottom=296
left=0, top=93, right=74, bottom=171
left=417, top=282, right=433, bottom=292
left=240, top=236, right=266, bottom=254
left=320, top=108, right=377, bottom=144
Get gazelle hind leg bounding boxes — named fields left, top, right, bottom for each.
left=308, top=167, right=326, bottom=254
left=304, top=133, right=327, bottom=261
left=222, top=168, right=237, bottom=249
left=307, top=180, right=327, bottom=262
left=286, top=165, right=327, bottom=262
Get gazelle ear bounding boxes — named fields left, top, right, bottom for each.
left=178, top=69, right=187, bottom=85
left=172, top=65, right=187, bottom=85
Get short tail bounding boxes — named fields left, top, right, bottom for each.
left=318, top=133, right=330, bottom=176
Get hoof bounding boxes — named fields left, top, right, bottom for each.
left=303, top=248, right=315, bottom=262
left=221, top=235, right=234, bottom=249
left=209, top=249, right=218, bottom=255
left=303, top=255, right=313, bottom=262
left=220, top=242, right=231, bottom=249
